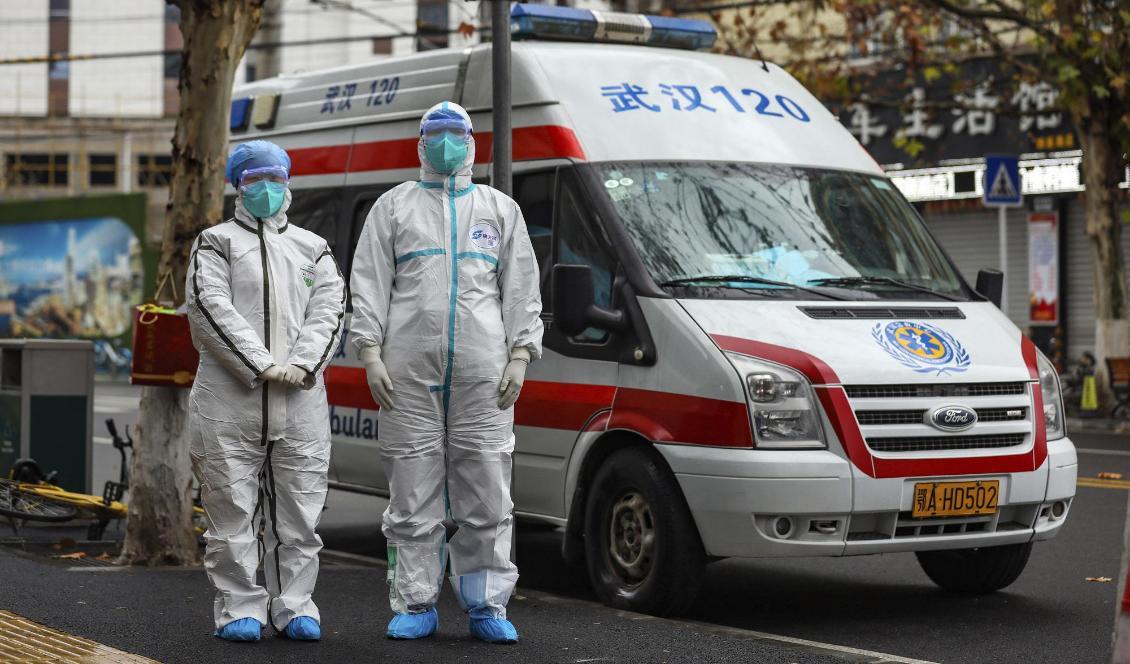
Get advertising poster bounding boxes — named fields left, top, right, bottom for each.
left=0, top=217, right=143, bottom=338
left=1028, top=211, right=1058, bottom=324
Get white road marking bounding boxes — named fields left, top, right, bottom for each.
left=318, top=548, right=936, bottom=664
left=1077, top=448, right=1130, bottom=457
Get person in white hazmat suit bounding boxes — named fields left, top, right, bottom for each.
left=349, top=101, right=543, bottom=644
left=186, top=140, right=346, bottom=643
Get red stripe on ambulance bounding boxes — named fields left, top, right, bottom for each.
left=287, top=125, right=586, bottom=177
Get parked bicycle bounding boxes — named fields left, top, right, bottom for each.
left=0, top=418, right=203, bottom=539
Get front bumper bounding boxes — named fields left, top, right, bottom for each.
left=656, top=436, right=1077, bottom=558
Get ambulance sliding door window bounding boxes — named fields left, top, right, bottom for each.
left=289, top=188, right=340, bottom=253
left=554, top=170, right=616, bottom=344
left=512, top=170, right=555, bottom=308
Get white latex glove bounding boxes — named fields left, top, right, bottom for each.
left=280, top=364, right=309, bottom=388
left=260, top=365, right=285, bottom=383
left=360, top=346, right=395, bottom=411
left=498, top=346, right=532, bottom=409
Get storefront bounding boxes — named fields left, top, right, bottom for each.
left=836, top=57, right=1130, bottom=367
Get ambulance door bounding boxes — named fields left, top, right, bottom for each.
left=329, top=190, right=389, bottom=493
left=513, top=166, right=621, bottom=519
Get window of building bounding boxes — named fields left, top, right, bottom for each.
left=5, top=154, right=69, bottom=186
left=372, top=37, right=393, bottom=55
left=137, top=154, right=173, bottom=188
left=88, top=154, right=117, bottom=187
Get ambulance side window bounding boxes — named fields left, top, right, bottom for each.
left=289, top=188, right=340, bottom=251
left=554, top=172, right=614, bottom=345
left=512, top=170, right=555, bottom=309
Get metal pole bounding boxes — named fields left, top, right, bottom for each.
left=999, top=205, right=1008, bottom=313
left=491, top=0, right=512, bottom=196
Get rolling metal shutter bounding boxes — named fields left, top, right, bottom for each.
left=1063, top=199, right=1130, bottom=360
left=923, top=208, right=1030, bottom=326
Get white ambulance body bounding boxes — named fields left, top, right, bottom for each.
left=230, top=7, right=1076, bottom=615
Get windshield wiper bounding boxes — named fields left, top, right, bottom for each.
left=807, top=276, right=962, bottom=301
left=661, top=275, right=846, bottom=300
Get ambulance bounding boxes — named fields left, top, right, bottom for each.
left=228, top=4, right=1076, bottom=616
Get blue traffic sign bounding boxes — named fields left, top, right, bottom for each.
left=983, top=155, right=1022, bottom=206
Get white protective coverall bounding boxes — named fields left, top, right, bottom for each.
left=186, top=189, right=346, bottom=631
left=349, top=102, right=544, bottom=619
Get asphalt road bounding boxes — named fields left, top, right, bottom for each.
left=87, top=381, right=1130, bottom=663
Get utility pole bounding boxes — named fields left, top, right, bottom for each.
left=490, top=0, right=511, bottom=196
left=255, top=0, right=284, bottom=79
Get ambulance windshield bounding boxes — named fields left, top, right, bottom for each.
left=596, top=162, right=969, bottom=300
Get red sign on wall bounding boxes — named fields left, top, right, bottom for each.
left=1028, top=212, right=1058, bottom=324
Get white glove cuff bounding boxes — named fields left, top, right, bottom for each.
left=359, top=345, right=383, bottom=364
left=510, top=346, right=532, bottom=364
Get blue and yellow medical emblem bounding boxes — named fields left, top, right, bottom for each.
left=872, top=321, right=971, bottom=375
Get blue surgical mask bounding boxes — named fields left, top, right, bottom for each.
left=424, top=135, right=468, bottom=174
left=241, top=180, right=287, bottom=219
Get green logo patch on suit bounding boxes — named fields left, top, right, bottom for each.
left=300, top=263, right=316, bottom=287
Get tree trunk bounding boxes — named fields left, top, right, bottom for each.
left=1077, top=111, right=1130, bottom=407
left=121, top=0, right=264, bottom=566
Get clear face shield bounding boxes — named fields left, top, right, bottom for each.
left=237, top=164, right=290, bottom=190
left=420, top=115, right=472, bottom=145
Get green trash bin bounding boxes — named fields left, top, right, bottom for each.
left=0, top=340, right=94, bottom=493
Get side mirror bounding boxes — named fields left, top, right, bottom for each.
left=975, top=269, right=1004, bottom=309
left=552, top=264, right=627, bottom=337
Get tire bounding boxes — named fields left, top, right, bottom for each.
left=583, top=446, right=706, bottom=616
left=916, top=542, right=1033, bottom=594
left=0, top=479, right=78, bottom=523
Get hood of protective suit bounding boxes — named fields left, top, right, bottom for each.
left=418, top=101, right=475, bottom=192
left=235, top=186, right=292, bottom=232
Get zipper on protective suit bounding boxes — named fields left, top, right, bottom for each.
left=442, top=173, right=459, bottom=416
left=258, top=222, right=271, bottom=446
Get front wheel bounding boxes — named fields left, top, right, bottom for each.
left=916, top=542, right=1033, bottom=594
left=0, top=479, right=79, bottom=523
left=583, top=446, right=706, bottom=616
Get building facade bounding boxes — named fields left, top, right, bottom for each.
left=0, top=0, right=615, bottom=244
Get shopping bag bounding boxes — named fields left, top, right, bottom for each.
left=130, top=272, right=199, bottom=387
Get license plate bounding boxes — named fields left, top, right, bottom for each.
left=912, top=480, right=999, bottom=518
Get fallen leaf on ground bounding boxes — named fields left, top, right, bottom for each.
left=1098, top=472, right=1123, bottom=480
left=1086, top=576, right=1112, bottom=583
left=95, top=552, right=113, bottom=561
left=53, top=551, right=87, bottom=560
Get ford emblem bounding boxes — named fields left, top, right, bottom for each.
left=929, top=405, right=978, bottom=432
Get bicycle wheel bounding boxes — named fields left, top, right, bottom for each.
left=0, top=479, right=78, bottom=522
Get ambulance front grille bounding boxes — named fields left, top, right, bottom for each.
left=845, top=382, right=1028, bottom=399
left=855, top=407, right=1027, bottom=426
left=867, top=433, right=1026, bottom=453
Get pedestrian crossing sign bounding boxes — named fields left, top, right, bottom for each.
left=983, top=155, right=1022, bottom=206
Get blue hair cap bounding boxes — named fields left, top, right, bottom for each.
left=226, top=140, right=291, bottom=186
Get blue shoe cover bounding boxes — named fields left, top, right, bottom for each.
left=469, top=617, right=518, bottom=644
left=386, top=608, right=438, bottom=640
left=215, top=617, right=262, bottom=642
left=284, top=616, right=321, bottom=641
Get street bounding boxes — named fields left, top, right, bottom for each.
left=7, top=381, right=1117, bottom=662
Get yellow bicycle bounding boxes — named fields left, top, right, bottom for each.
left=0, top=419, right=204, bottom=539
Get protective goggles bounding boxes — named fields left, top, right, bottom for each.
left=236, top=165, right=290, bottom=187
left=420, top=116, right=472, bottom=142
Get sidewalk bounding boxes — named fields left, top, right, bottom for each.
left=1067, top=416, right=1130, bottom=436
left=0, top=528, right=920, bottom=664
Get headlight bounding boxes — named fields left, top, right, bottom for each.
left=726, top=352, right=827, bottom=449
left=1036, top=351, right=1065, bottom=440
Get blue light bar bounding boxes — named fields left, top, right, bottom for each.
left=510, top=4, right=716, bottom=51
left=510, top=5, right=596, bottom=41
left=645, top=15, right=717, bottom=51
left=230, top=97, right=251, bottom=132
